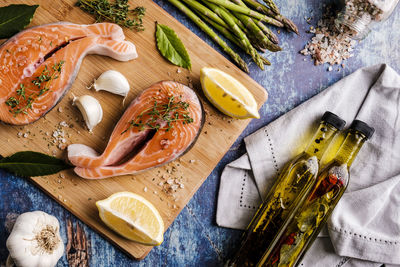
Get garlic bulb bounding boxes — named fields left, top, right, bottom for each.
left=92, top=70, right=130, bottom=97
left=73, top=95, right=103, bottom=132
left=6, top=255, right=15, bottom=267
left=6, top=211, right=64, bottom=267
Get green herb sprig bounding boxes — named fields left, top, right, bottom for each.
left=122, top=96, right=194, bottom=134
left=5, top=60, right=65, bottom=116
left=76, top=0, right=146, bottom=31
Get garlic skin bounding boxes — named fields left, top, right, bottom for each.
left=6, top=255, right=15, bottom=267
left=6, top=211, right=64, bottom=267
left=92, top=70, right=130, bottom=97
left=73, top=95, right=103, bottom=132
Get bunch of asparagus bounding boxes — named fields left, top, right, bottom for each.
left=167, top=0, right=298, bottom=73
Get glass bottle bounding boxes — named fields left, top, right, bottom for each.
left=227, top=112, right=346, bottom=267
left=335, top=0, right=399, bottom=39
left=265, top=120, right=375, bottom=267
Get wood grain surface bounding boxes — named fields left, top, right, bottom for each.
left=0, top=0, right=267, bottom=260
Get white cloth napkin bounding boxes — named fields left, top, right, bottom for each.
left=216, top=64, right=400, bottom=266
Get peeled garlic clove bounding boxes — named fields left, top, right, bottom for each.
left=73, top=95, right=103, bottom=132
left=92, top=70, right=130, bottom=97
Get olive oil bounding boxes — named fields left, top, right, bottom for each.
left=265, top=120, right=374, bottom=267
left=227, top=112, right=346, bottom=267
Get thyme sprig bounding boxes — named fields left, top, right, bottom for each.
left=5, top=60, right=65, bottom=116
left=122, top=96, right=194, bottom=134
left=76, top=0, right=146, bottom=31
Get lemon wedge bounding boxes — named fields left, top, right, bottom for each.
left=96, top=192, right=164, bottom=246
left=200, top=67, right=260, bottom=119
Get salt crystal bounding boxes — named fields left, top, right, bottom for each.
left=300, top=5, right=359, bottom=66
left=144, top=187, right=148, bottom=192
left=171, top=184, right=178, bottom=190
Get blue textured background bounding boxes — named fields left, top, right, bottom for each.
left=1, top=0, right=400, bottom=266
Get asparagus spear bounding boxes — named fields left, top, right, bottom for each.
left=217, top=4, right=247, bottom=33
left=198, top=11, right=271, bottom=65
left=234, top=13, right=281, bottom=51
left=203, top=0, right=283, bottom=27
left=202, top=0, right=264, bottom=69
left=181, top=0, right=227, bottom=28
left=254, top=19, right=279, bottom=44
left=230, top=0, right=279, bottom=43
left=263, top=0, right=280, bottom=15
left=167, top=0, right=249, bottom=72
left=206, top=5, right=272, bottom=65
left=230, top=0, right=281, bottom=51
left=198, top=12, right=239, bottom=45
left=243, top=0, right=299, bottom=34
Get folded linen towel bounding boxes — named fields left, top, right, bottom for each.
left=216, top=64, right=400, bottom=266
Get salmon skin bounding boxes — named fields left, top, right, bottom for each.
left=68, top=81, right=204, bottom=179
left=0, top=22, right=137, bottom=125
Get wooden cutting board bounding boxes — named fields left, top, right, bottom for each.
left=0, top=0, right=268, bottom=260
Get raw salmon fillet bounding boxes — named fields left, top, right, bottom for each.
left=0, top=22, right=137, bottom=125
left=68, top=81, right=204, bottom=179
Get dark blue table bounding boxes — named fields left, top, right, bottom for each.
left=1, top=1, right=400, bottom=266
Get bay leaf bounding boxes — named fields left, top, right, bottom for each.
left=0, top=151, right=72, bottom=177
left=0, top=4, right=38, bottom=39
left=156, top=23, right=191, bottom=70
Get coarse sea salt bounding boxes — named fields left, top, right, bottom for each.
left=300, top=6, right=357, bottom=67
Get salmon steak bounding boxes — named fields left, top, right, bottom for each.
left=68, top=81, right=204, bottom=179
left=0, top=22, right=137, bottom=125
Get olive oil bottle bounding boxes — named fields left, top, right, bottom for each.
left=227, top=112, right=346, bottom=267
left=265, top=120, right=374, bottom=267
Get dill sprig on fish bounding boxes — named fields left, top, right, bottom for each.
left=123, top=96, right=194, bottom=134
left=76, top=0, right=146, bottom=31
left=5, top=60, right=65, bottom=116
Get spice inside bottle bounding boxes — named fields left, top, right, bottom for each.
left=264, top=120, right=375, bottom=267
left=226, top=112, right=346, bottom=267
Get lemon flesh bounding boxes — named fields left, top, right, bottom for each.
left=96, top=192, right=164, bottom=246
left=200, top=67, right=260, bottom=119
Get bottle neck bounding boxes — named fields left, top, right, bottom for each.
left=335, top=12, right=372, bottom=40
left=304, top=122, right=339, bottom=160
left=335, top=130, right=367, bottom=167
